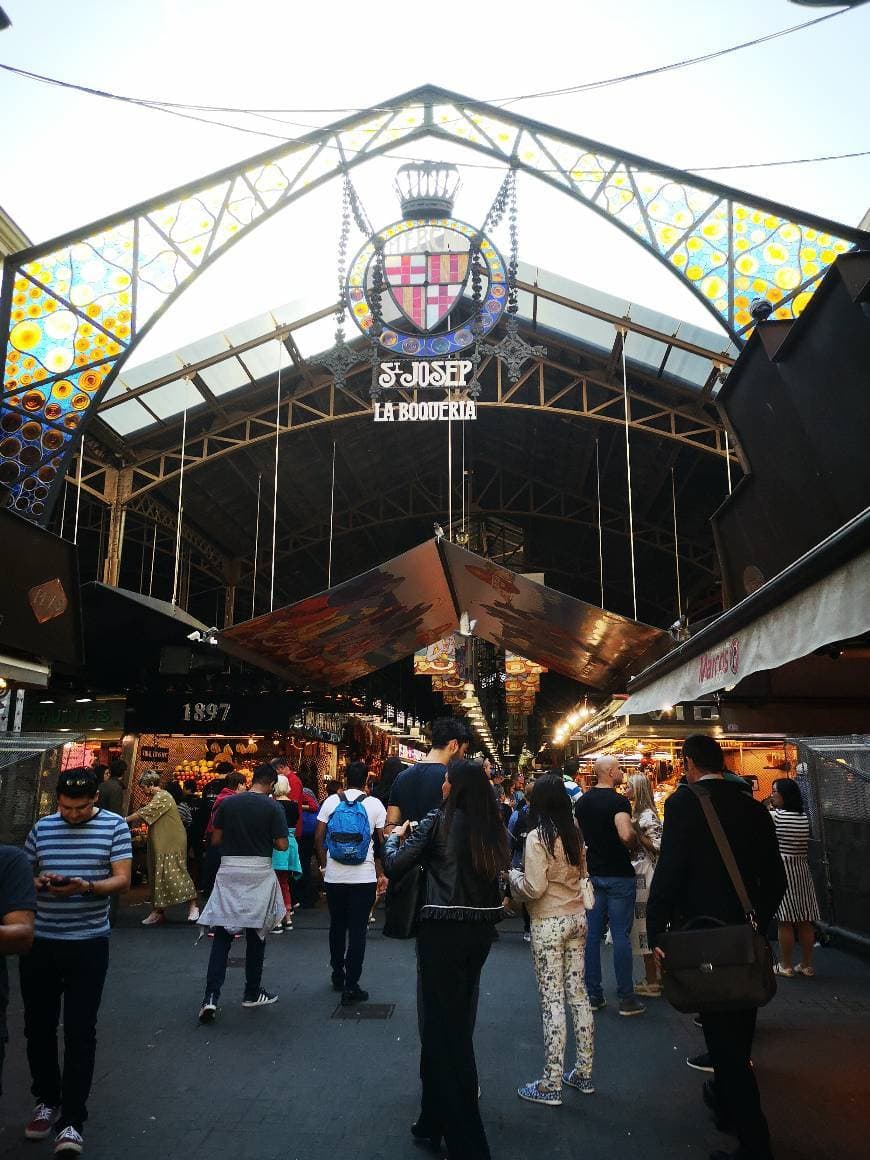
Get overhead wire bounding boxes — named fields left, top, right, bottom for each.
left=0, top=7, right=857, bottom=163
left=0, top=8, right=849, bottom=119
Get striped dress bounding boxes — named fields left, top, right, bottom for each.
left=772, top=808, right=820, bottom=924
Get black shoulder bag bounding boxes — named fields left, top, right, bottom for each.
left=382, top=816, right=436, bottom=940
left=660, top=788, right=776, bottom=1013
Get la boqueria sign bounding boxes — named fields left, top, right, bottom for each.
left=373, top=360, right=478, bottom=422
left=374, top=399, right=477, bottom=423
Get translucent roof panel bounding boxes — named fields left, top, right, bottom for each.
left=99, top=399, right=155, bottom=435
left=138, top=379, right=204, bottom=421
left=199, top=358, right=248, bottom=395
left=95, top=261, right=736, bottom=437
left=521, top=263, right=738, bottom=389
left=115, top=353, right=184, bottom=392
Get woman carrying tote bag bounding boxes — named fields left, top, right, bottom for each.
left=383, top=759, right=509, bottom=1160
left=508, top=774, right=595, bottom=1107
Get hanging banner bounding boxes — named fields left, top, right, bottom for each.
left=414, top=636, right=458, bottom=676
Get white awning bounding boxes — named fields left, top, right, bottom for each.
left=617, top=546, right=870, bottom=716
left=0, top=651, right=50, bottom=688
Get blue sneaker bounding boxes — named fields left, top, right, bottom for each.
left=517, top=1081, right=562, bottom=1106
left=588, top=995, right=606, bottom=1012
left=563, top=1070, right=595, bottom=1094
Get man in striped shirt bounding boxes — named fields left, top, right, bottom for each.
left=20, top=767, right=132, bottom=1156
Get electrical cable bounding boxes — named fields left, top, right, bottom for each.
left=0, top=8, right=852, bottom=137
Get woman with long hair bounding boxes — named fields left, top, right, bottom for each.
left=770, top=777, right=821, bottom=977
left=372, top=755, right=406, bottom=808
left=626, top=772, right=663, bottom=997
left=383, top=759, right=508, bottom=1160
left=509, top=773, right=594, bottom=1106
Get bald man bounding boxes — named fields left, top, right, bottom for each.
left=574, top=756, right=644, bottom=1017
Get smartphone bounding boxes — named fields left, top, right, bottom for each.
left=47, top=875, right=72, bottom=887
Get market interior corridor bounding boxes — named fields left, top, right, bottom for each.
left=1, top=901, right=867, bottom=1160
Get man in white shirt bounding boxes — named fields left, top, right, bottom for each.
left=315, top=762, right=386, bottom=1006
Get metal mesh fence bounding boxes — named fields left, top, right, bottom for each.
left=791, top=736, right=870, bottom=939
left=0, top=732, right=82, bottom=845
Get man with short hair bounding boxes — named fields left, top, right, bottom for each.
left=647, top=735, right=785, bottom=1160
left=0, top=844, right=35, bottom=1106
left=20, top=767, right=132, bottom=1155
left=96, top=759, right=125, bottom=815
left=574, top=755, right=644, bottom=1017
left=197, top=764, right=288, bottom=1021
left=387, top=717, right=471, bottom=829
left=562, top=758, right=584, bottom=805
left=316, top=761, right=386, bottom=1006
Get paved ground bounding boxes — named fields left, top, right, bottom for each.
left=1, top=898, right=868, bottom=1160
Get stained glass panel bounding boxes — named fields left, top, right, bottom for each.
left=2, top=86, right=864, bottom=522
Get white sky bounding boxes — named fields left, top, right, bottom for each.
left=1, top=0, right=868, bottom=367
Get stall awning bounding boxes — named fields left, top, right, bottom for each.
left=619, top=533, right=870, bottom=717
left=220, top=539, right=667, bottom=689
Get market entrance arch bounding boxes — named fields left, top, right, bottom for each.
left=2, top=84, right=866, bottom=523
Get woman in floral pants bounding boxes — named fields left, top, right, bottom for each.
left=509, top=774, right=594, bottom=1106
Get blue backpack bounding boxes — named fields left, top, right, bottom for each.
left=325, top=792, right=372, bottom=865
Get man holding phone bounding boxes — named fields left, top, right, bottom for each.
left=20, top=767, right=132, bottom=1156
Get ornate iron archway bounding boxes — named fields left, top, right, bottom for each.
left=2, top=83, right=867, bottom=523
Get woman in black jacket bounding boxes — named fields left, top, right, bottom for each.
left=383, top=759, right=509, bottom=1160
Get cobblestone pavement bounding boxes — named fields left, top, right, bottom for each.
left=1, top=901, right=868, bottom=1159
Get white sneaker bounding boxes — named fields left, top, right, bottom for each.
left=242, top=988, right=278, bottom=1007
left=54, top=1125, right=84, bottom=1154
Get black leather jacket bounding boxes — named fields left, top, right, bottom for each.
left=383, top=807, right=504, bottom=925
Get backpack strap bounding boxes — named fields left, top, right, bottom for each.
left=691, top=785, right=756, bottom=925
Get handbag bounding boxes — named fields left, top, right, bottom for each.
left=382, top=862, right=425, bottom=940
left=579, top=877, right=595, bottom=911
left=660, top=787, right=776, bottom=1014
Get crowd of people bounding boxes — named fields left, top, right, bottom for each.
left=0, top=720, right=824, bottom=1159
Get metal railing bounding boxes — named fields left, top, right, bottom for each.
left=791, top=736, right=870, bottom=944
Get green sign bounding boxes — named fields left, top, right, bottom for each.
left=22, top=697, right=127, bottom=735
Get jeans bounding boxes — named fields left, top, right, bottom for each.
left=703, top=1008, right=774, bottom=1159
left=584, top=875, right=637, bottom=1001
left=417, top=921, right=494, bottom=1159
left=205, top=928, right=265, bottom=1001
left=325, top=882, right=377, bottom=987
left=201, top=844, right=222, bottom=898
left=19, top=937, right=110, bottom=1131
left=296, top=833, right=316, bottom=905
left=530, top=913, right=594, bottom=1090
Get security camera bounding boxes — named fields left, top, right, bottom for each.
left=186, top=630, right=203, bottom=643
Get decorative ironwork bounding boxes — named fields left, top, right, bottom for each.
left=2, top=84, right=864, bottom=523
left=488, top=317, right=547, bottom=384
left=395, top=161, right=461, bottom=219
left=312, top=174, right=368, bottom=391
